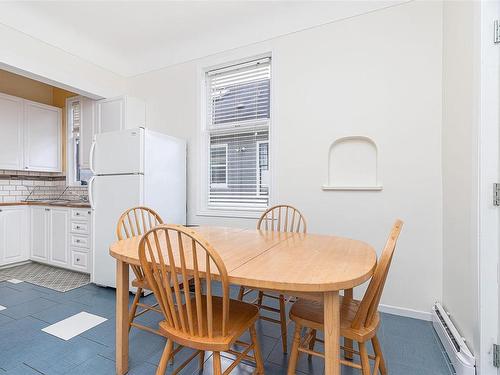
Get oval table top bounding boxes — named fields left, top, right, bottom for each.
left=109, top=226, right=377, bottom=293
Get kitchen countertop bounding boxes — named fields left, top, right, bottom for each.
left=0, top=201, right=91, bottom=209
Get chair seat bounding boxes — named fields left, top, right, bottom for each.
left=159, top=296, right=259, bottom=351
left=289, top=296, right=380, bottom=341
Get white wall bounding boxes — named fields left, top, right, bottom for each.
left=0, top=23, right=124, bottom=99
left=128, top=1, right=443, bottom=314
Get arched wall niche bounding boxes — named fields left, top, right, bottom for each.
left=322, top=136, right=383, bottom=191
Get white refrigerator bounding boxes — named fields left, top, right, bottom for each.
left=89, top=127, right=186, bottom=288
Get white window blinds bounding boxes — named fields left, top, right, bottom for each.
left=206, top=57, right=271, bottom=209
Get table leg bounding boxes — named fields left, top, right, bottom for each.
left=343, top=288, right=353, bottom=360
left=116, top=260, right=129, bottom=375
left=324, top=291, right=340, bottom=375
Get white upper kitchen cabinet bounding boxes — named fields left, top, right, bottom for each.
left=0, top=92, right=24, bottom=170
left=24, top=100, right=62, bottom=172
left=0, top=206, right=29, bottom=265
left=96, top=96, right=145, bottom=134
left=30, top=206, right=49, bottom=262
left=49, top=207, right=69, bottom=267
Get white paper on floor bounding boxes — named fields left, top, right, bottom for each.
left=42, top=312, right=107, bottom=341
left=7, top=279, right=23, bottom=284
left=0, top=305, right=5, bottom=311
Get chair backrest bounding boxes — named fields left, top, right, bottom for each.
left=351, top=219, right=403, bottom=329
left=257, top=204, right=307, bottom=233
left=116, top=206, right=163, bottom=240
left=139, top=225, right=231, bottom=338
left=116, top=206, right=163, bottom=281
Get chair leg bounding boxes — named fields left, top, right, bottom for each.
left=279, top=294, right=288, bottom=353
left=257, top=291, right=264, bottom=306
left=128, top=287, right=143, bottom=332
left=372, top=335, right=387, bottom=375
left=359, top=342, right=371, bottom=375
left=287, top=323, right=302, bottom=375
left=156, top=340, right=173, bottom=375
left=344, top=337, right=354, bottom=360
left=250, top=324, right=264, bottom=374
left=308, top=329, right=317, bottom=360
left=198, top=350, right=205, bottom=370
left=213, top=352, right=222, bottom=375
left=238, top=286, right=245, bottom=301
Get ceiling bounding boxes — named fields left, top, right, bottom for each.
left=0, top=1, right=403, bottom=77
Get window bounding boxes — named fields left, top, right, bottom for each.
left=210, top=144, right=228, bottom=187
left=204, top=57, right=271, bottom=211
left=67, top=97, right=92, bottom=186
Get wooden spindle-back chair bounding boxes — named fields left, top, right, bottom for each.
left=139, top=225, right=264, bottom=375
left=238, top=204, right=307, bottom=354
left=116, top=206, right=164, bottom=335
left=257, top=204, right=307, bottom=233
left=287, top=220, right=404, bottom=375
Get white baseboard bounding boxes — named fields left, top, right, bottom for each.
left=378, top=303, right=432, bottom=321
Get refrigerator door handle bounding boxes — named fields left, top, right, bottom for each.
left=89, top=141, right=96, bottom=174
left=88, top=176, right=95, bottom=209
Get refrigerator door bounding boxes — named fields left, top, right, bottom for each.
left=92, top=174, right=143, bottom=288
left=93, top=128, right=144, bottom=175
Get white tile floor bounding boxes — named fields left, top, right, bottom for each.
left=42, top=311, right=107, bottom=341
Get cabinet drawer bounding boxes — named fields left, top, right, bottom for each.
left=71, top=250, right=88, bottom=271
left=70, top=234, right=89, bottom=249
left=71, top=209, right=91, bottom=221
left=71, top=221, right=89, bottom=234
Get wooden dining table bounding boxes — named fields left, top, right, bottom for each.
left=109, top=226, right=377, bottom=375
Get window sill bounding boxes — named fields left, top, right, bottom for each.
left=197, top=208, right=265, bottom=220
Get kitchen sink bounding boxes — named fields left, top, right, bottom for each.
left=25, top=199, right=89, bottom=207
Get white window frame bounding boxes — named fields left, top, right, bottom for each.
left=210, top=143, right=228, bottom=189
left=66, top=96, right=82, bottom=187
left=197, top=52, right=276, bottom=219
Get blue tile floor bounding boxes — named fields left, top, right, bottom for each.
left=0, top=280, right=453, bottom=375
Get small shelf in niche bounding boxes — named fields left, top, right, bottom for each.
left=323, top=136, right=382, bottom=191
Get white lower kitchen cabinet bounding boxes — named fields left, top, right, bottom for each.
left=30, top=206, right=49, bottom=262
left=0, top=206, right=29, bottom=266
left=29, top=206, right=91, bottom=273
left=49, top=208, right=70, bottom=267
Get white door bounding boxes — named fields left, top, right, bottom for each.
left=49, top=208, right=69, bottom=267
left=96, top=97, right=124, bottom=134
left=91, top=174, right=143, bottom=287
left=0, top=206, right=29, bottom=265
left=0, top=93, right=24, bottom=170
left=24, top=101, right=62, bottom=172
left=31, top=207, right=49, bottom=262
left=92, top=128, right=144, bottom=175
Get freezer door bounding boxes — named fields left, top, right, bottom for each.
left=93, top=128, right=144, bottom=175
left=92, top=174, right=143, bottom=288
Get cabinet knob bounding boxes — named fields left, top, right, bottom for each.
left=45, top=208, right=50, bottom=211
left=75, top=213, right=80, bottom=216
left=76, top=258, right=80, bottom=262
left=76, top=239, right=80, bottom=243
left=0, top=209, right=2, bottom=212
left=76, top=226, right=80, bottom=229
